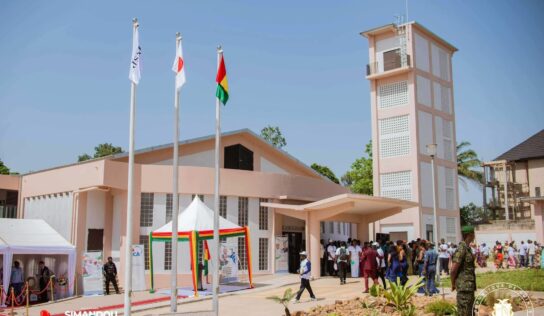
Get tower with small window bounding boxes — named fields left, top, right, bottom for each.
left=361, top=22, right=461, bottom=242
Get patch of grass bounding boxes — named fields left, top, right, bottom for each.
left=440, top=269, right=544, bottom=291
left=425, top=300, right=457, bottom=315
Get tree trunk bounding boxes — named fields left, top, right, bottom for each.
left=285, top=306, right=291, bottom=316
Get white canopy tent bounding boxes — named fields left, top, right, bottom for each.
left=150, top=197, right=253, bottom=295
left=0, top=218, right=76, bottom=296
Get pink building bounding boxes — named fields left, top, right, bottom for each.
left=361, top=22, right=462, bottom=243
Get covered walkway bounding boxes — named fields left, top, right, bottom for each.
left=263, top=193, right=418, bottom=278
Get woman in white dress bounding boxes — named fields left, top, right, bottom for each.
left=347, top=240, right=362, bottom=277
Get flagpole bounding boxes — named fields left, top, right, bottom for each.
left=124, top=17, right=138, bottom=316
left=170, top=32, right=182, bottom=313
left=212, top=45, right=222, bottom=316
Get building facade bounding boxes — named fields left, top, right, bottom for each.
left=362, top=22, right=462, bottom=242
left=479, top=129, right=544, bottom=244
left=16, top=129, right=350, bottom=290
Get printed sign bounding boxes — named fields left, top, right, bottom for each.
left=132, top=244, right=146, bottom=291
left=219, top=239, right=239, bottom=283
left=82, top=251, right=104, bottom=296
left=275, top=236, right=289, bottom=273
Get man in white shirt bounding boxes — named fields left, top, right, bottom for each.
left=438, top=239, right=450, bottom=275
left=528, top=240, right=536, bottom=268
left=335, top=242, right=349, bottom=285
left=347, top=240, right=362, bottom=278
left=519, top=241, right=528, bottom=267
left=326, top=240, right=336, bottom=276
left=294, top=251, right=316, bottom=303
left=375, top=242, right=387, bottom=289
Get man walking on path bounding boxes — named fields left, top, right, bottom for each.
left=361, top=242, right=379, bottom=293
left=451, top=227, right=477, bottom=316
left=528, top=240, right=536, bottom=268
left=294, top=251, right=316, bottom=303
left=103, top=256, right=120, bottom=295
left=519, top=241, right=527, bottom=267
left=335, top=242, right=349, bottom=285
left=375, top=241, right=387, bottom=289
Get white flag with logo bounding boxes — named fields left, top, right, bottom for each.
left=171, top=39, right=186, bottom=91
left=129, top=24, right=142, bottom=84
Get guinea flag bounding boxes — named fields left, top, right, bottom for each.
left=215, top=54, right=229, bottom=105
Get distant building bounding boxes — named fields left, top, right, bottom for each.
left=0, top=174, right=19, bottom=219
left=480, top=129, right=544, bottom=244
left=361, top=21, right=461, bottom=242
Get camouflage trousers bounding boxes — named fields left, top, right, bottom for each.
left=457, top=290, right=475, bottom=316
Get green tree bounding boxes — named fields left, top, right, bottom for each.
left=260, top=126, right=287, bottom=149
left=342, top=141, right=373, bottom=195
left=78, top=143, right=123, bottom=162
left=0, top=159, right=11, bottom=175
left=311, top=163, right=339, bottom=184
left=457, top=141, right=483, bottom=190
left=78, top=154, right=92, bottom=162
left=460, top=202, right=485, bottom=226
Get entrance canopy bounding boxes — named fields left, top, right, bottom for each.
left=262, top=193, right=418, bottom=222
left=0, top=218, right=76, bottom=296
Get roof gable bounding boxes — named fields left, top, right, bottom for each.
left=495, top=129, right=544, bottom=161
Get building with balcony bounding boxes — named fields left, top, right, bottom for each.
left=479, top=129, right=544, bottom=245
left=361, top=21, right=461, bottom=242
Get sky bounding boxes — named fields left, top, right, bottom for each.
left=1, top=0, right=543, bottom=206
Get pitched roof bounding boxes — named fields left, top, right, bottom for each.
left=495, top=129, right=544, bottom=161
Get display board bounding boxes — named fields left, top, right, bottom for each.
left=275, top=236, right=289, bottom=273
left=82, top=251, right=103, bottom=296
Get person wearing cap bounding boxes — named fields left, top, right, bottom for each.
left=294, top=251, right=316, bottom=303
left=451, top=226, right=477, bottom=316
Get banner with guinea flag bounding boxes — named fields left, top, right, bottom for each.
left=215, top=54, right=229, bottom=105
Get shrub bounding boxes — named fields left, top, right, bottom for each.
left=425, top=300, right=458, bottom=315
left=369, top=284, right=384, bottom=297
left=266, top=288, right=296, bottom=316
left=383, top=277, right=424, bottom=313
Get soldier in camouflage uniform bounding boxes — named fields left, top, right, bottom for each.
left=451, top=227, right=477, bottom=316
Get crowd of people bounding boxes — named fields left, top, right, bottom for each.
left=313, top=236, right=544, bottom=296
left=475, top=239, right=542, bottom=269
left=0, top=260, right=53, bottom=304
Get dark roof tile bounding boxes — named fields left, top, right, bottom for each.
left=495, top=129, right=544, bottom=161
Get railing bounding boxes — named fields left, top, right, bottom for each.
left=366, top=54, right=411, bottom=76
left=0, top=205, right=17, bottom=218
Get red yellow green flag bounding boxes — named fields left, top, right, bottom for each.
left=215, top=54, right=229, bottom=105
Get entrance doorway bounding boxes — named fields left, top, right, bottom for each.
left=283, top=231, right=303, bottom=273
left=87, top=229, right=104, bottom=252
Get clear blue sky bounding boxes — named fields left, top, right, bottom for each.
left=1, top=1, right=543, bottom=206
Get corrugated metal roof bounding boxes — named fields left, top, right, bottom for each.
left=495, top=129, right=544, bottom=161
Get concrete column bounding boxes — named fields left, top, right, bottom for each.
left=308, top=213, right=321, bottom=279
left=103, top=192, right=114, bottom=258
left=74, top=192, right=88, bottom=295
left=357, top=217, right=370, bottom=242
left=534, top=202, right=543, bottom=243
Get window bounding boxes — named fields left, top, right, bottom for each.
left=426, top=225, right=434, bottom=242
left=380, top=171, right=412, bottom=201
left=446, top=218, right=456, bottom=235
left=164, top=241, right=172, bottom=270
left=224, top=144, right=254, bottom=171
left=140, top=235, right=150, bottom=270
left=238, top=237, right=248, bottom=270
left=238, top=197, right=248, bottom=227
left=378, top=81, right=408, bottom=109
left=378, top=115, right=410, bottom=158
left=259, top=238, right=268, bottom=271
left=191, top=194, right=204, bottom=202
left=328, top=222, right=334, bottom=234
left=320, top=222, right=325, bottom=234
left=259, top=198, right=268, bottom=230
left=219, top=196, right=227, bottom=218
left=336, top=222, right=340, bottom=234
left=383, top=48, right=401, bottom=71
left=140, top=193, right=154, bottom=227
left=166, top=194, right=173, bottom=222
left=445, top=168, right=455, bottom=210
